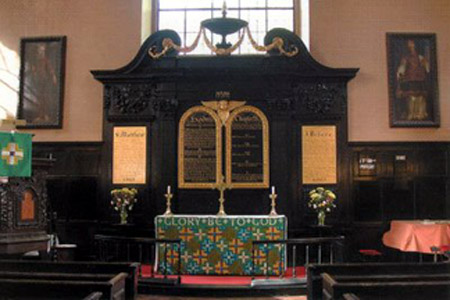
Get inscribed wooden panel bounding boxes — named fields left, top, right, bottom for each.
left=113, top=126, right=147, bottom=184
left=302, top=126, right=337, bottom=184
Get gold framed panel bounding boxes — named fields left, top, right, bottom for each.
left=302, top=125, right=337, bottom=184
left=225, top=105, right=269, bottom=188
left=112, top=126, right=147, bottom=184
left=178, top=106, right=222, bottom=189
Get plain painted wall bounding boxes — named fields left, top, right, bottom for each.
left=1, top=0, right=449, bottom=142
left=0, top=0, right=141, bottom=141
left=311, top=0, right=450, bottom=141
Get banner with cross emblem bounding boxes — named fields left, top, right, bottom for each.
left=0, top=132, right=32, bottom=177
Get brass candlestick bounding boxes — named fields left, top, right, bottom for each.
left=164, top=190, right=173, bottom=216
left=215, top=175, right=231, bottom=216
left=269, top=188, right=278, bottom=216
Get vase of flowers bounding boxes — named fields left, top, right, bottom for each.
left=308, top=187, right=336, bottom=226
left=111, top=187, right=138, bottom=224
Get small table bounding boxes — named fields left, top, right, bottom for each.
left=382, top=220, right=450, bottom=254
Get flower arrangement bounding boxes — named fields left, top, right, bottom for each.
left=111, top=187, right=138, bottom=224
left=308, top=187, right=336, bottom=226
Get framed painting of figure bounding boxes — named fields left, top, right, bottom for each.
left=18, top=36, right=66, bottom=129
left=387, top=33, right=439, bottom=127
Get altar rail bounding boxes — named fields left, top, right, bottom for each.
left=252, top=236, right=346, bottom=278
left=95, top=234, right=345, bottom=280
left=94, top=234, right=181, bottom=280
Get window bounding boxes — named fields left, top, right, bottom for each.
left=155, top=0, right=295, bottom=55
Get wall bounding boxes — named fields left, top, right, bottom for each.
left=310, top=0, right=450, bottom=141
left=0, top=0, right=141, bottom=141
left=2, top=0, right=449, bottom=142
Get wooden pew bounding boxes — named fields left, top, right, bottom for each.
left=342, top=293, right=359, bottom=300
left=0, top=272, right=127, bottom=300
left=83, top=292, right=103, bottom=300
left=0, top=260, right=139, bottom=300
left=0, top=270, right=125, bottom=281
left=0, top=291, right=103, bottom=300
left=321, top=272, right=450, bottom=300
left=307, top=262, right=450, bottom=300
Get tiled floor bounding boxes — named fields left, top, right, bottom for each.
left=137, top=296, right=306, bottom=300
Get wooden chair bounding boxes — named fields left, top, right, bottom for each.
left=430, top=245, right=450, bottom=262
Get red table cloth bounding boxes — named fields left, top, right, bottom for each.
left=382, top=220, right=450, bottom=254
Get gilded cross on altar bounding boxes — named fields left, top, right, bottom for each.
left=215, top=175, right=232, bottom=216
left=163, top=185, right=173, bottom=216
left=269, top=186, right=278, bottom=216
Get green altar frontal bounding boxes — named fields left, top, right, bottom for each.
left=155, top=215, right=287, bottom=275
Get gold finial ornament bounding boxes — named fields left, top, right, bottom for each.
left=222, top=1, right=227, bottom=17
left=269, top=186, right=278, bottom=216
left=214, top=175, right=232, bottom=216
left=164, top=185, right=173, bottom=216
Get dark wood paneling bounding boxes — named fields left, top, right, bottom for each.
left=34, top=29, right=449, bottom=262
left=32, top=140, right=450, bottom=261
left=33, top=142, right=102, bottom=176
left=33, top=142, right=102, bottom=259
left=33, top=142, right=103, bottom=221
left=349, top=142, right=450, bottom=257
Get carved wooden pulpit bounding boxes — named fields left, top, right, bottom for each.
left=0, top=158, right=53, bottom=255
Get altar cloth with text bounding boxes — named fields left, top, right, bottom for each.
left=155, top=215, right=287, bottom=275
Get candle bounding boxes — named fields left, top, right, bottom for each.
left=271, top=186, right=275, bottom=194
left=168, top=185, right=171, bottom=194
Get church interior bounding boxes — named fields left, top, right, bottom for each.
left=0, top=1, right=449, bottom=299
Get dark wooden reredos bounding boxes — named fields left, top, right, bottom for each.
left=30, top=29, right=450, bottom=260
left=91, top=28, right=357, bottom=228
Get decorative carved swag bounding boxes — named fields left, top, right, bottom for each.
left=104, top=84, right=178, bottom=121
left=103, top=82, right=346, bottom=121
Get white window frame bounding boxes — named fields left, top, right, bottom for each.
left=141, top=0, right=309, bottom=51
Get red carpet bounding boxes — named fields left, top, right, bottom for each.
left=140, top=265, right=305, bottom=286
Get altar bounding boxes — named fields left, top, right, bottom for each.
left=155, top=215, right=287, bottom=275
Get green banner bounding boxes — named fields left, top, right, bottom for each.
left=155, top=215, right=287, bottom=275
left=0, top=132, right=32, bottom=177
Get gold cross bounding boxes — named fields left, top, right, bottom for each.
left=269, top=190, right=278, bottom=216
left=164, top=191, right=173, bottom=216
left=214, top=175, right=232, bottom=216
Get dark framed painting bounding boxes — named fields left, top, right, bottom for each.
left=18, top=36, right=66, bottom=129
left=387, top=33, right=439, bottom=127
